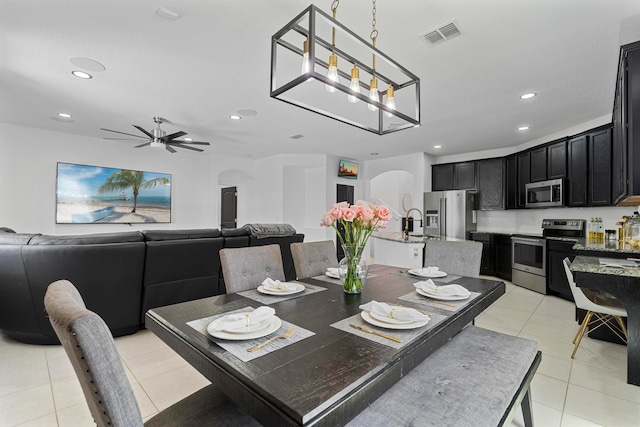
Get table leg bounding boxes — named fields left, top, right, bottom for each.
left=627, top=305, right=640, bottom=386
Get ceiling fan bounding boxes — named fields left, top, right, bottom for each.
left=101, top=116, right=210, bottom=153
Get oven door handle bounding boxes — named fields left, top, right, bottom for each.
left=511, top=237, right=546, bottom=245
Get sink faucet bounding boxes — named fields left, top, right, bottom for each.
left=404, top=208, right=424, bottom=236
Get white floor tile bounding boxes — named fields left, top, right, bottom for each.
left=564, top=384, right=640, bottom=426
left=123, top=346, right=188, bottom=382
left=55, top=402, right=94, bottom=427
left=538, top=353, right=573, bottom=382
left=475, top=304, right=533, bottom=332
left=518, top=332, right=575, bottom=360
left=51, top=374, right=85, bottom=411
left=114, top=329, right=169, bottom=361
left=14, top=413, right=58, bottom=427
left=560, top=412, right=606, bottom=427
left=0, top=384, right=55, bottom=427
left=535, top=296, right=577, bottom=321
left=139, top=365, right=210, bottom=411
left=531, top=373, right=569, bottom=410
left=509, top=401, right=563, bottom=427
left=570, top=360, right=640, bottom=404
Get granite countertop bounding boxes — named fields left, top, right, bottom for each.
left=573, top=239, right=640, bottom=255
left=570, top=255, right=640, bottom=278
left=372, top=232, right=466, bottom=244
left=468, top=231, right=513, bottom=237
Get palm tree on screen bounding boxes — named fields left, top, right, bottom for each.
left=97, top=170, right=169, bottom=213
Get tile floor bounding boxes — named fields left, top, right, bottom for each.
left=1, top=277, right=639, bottom=426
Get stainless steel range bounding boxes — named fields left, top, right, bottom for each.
left=511, top=219, right=585, bottom=294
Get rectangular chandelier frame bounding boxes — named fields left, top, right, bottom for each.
left=270, top=5, right=421, bottom=135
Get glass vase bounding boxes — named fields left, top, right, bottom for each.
left=338, top=244, right=368, bottom=294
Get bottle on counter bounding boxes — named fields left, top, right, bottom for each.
left=596, top=217, right=605, bottom=243
left=588, top=217, right=596, bottom=242
left=624, top=212, right=640, bottom=248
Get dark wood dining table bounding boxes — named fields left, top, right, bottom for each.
left=145, top=265, right=505, bottom=426
left=570, top=255, right=640, bottom=386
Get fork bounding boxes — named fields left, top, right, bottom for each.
left=247, top=327, right=295, bottom=352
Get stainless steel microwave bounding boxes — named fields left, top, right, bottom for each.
left=525, top=179, right=564, bottom=208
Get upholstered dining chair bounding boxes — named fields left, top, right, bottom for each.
left=423, top=240, right=483, bottom=278
left=220, top=244, right=286, bottom=293
left=44, top=279, right=259, bottom=427
left=562, top=257, right=628, bottom=358
left=290, top=240, right=337, bottom=279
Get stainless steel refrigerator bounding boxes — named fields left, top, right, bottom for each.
left=423, top=190, right=477, bottom=239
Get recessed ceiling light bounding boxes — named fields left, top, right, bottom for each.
left=229, top=115, right=241, bottom=120
left=184, top=137, right=193, bottom=141
left=518, top=126, right=530, bottom=131
left=434, top=145, right=442, bottom=149
left=71, top=70, right=92, bottom=79
left=57, top=112, right=73, bottom=118
left=520, top=93, right=536, bottom=100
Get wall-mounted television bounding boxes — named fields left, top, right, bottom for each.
left=338, top=159, right=358, bottom=179
left=56, top=162, right=172, bottom=224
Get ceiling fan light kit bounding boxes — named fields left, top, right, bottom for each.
left=270, top=2, right=420, bottom=135
left=101, top=116, right=210, bottom=153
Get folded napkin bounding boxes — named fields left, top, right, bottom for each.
left=414, top=279, right=470, bottom=297
left=326, top=267, right=340, bottom=275
left=422, top=266, right=440, bottom=274
left=208, top=306, right=275, bottom=332
left=359, top=301, right=429, bottom=322
left=261, top=278, right=298, bottom=292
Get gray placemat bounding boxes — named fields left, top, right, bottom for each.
left=331, top=311, right=446, bottom=349
left=398, top=290, right=480, bottom=312
left=312, top=273, right=379, bottom=285
left=187, top=307, right=315, bottom=362
left=238, top=282, right=326, bottom=304
left=391, top=270, right=462, bottom=283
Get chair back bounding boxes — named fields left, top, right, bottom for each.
left=220, top=244, right=286, bottom=293
left=291, top=240, right=336, bottom=279
left=44, top=280, right=143, bottom=427
left=423, top=240, right=483, bottom=277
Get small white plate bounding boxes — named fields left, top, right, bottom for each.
left=408, top=269, right=447, bottom=278
left=416, top=287, right=470, bottom=301
left=361, top=311, right=429, bottom=330
left=257, top=282, right=305, bottom=295
left=369, top=311, right=418, bottom=325
left=208, top=316, right=282, bottom=340
left=325, top=271, right=340, bottom=279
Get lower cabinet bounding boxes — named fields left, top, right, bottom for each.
left=472, top=233, right=493, bottom=275
left=372, top=238, right=424, bottom=269
left=470, top=233, right=512, bottom=281
left=546, top=239, right=577, bottom=301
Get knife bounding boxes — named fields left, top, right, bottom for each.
left=350, top=324, right=403, bottom=343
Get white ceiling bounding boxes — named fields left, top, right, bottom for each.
left=2, top=0, right=640, bottom=160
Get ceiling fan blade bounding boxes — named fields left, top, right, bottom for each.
left=174, top=140, right=210, bottom=145
left=170, top=143, right=204, bottom=152
left=165, top=145, right=177, bottom=153
left=101, top=128, right=147, bottom=139
left=133, top=125, right=154, bottom=138
left=134, top=142, right=151, bottom=148
left=104, top=137, right=148, bottom=141
left=162, top=131, right=187, bottom=141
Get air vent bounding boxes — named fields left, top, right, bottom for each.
left=418, top=20, right=463, bottom=46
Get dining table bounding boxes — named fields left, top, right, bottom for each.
left=145, top=264, right=505, bottom=426
left=570, top=255, right=640, bottom=386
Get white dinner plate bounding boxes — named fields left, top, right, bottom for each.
left=208, top=316, right=282, bottom=340
left=257, top=282, right=305, bottom=295
left=325, top=271, right=340, bottom=279
left=416, top=287, right=470, bottom=301
left=407, top=269, right=447, bottom=278
left=369, top=311, right=418, bottom=325
left=360, top=311, right=430, bottom=330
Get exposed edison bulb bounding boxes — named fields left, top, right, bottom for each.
left=384, top=85, right=396, bottom=117
left=347, top=65, right=360, bottom=103
left=325, top=54, right=338, bottom=93
left=368, top=77, right=379, bottom=111
left=301, top=39, right=310, bottom=75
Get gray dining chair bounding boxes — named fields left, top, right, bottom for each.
left=44, top=279, right=260, bottom=427
left=290, top=240, right=337, bottom=279
left=220, top=244, right=285, bottom=293
left=423, top=240, right=483, bottom=277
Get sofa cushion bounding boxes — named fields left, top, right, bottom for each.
left=243, top=223, right=296, bottom=239
left=221, top=227, right=250, bottom=238
left=29, top=232, right=143, bottom=245
left=0, top=233, right=40, bottom=245
left=142, top=229, right=221, bottom=241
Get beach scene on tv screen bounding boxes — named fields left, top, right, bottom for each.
left=56, top=163, right=171, bottom=224
left=339, top=160, right=358, bottom=178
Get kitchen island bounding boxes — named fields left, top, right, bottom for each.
left=372, top=232, right=465, bottom=269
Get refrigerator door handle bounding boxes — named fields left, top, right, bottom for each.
left=440, top=197, right=446, bottom=237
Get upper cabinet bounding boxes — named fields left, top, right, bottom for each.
left=505, top=155, right=517, bottom=209
left=477, top=158, right=505, bottom=210
left=530, top=146, right=547, bottom=182
left=432, top=162, right=476, bottom=191
left=588, top=128, right=612, bottom=206
left=547, top=139, right=567, bottom=179
left=567, top=135, right=588, bottom=207
left=612, top=41, right=640, bottom=205
left=516, top=152, right=530, bottom=208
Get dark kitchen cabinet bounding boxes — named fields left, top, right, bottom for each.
left=547, top=239, right=576, bottom=301
left=477, top=158, right=505, bottom=210
left=494, top=234, right=512, bottom=281
left=547, top=139, right=567, bottom=179
left=471, top=233, right=493, bottom=276
left=505, top=155, right=517, bottom=209
left=432, top=164, right=454, bottom=191
left=612, top=42, right=640, bottom=205
left=588, top=128, right=612, bottom=206
left=530, top=146, right=547, bottom=182
left=454, top=162, right=476, bottom=190
left=567, top=134, right=588, bottom=207
left=516, top=152, right=530, bottom=208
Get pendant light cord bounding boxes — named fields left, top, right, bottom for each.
left=371, top=0, right=377, bottom=71
left=331, top=0, right=339, bottom=47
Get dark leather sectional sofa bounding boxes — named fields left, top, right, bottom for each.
left=0, top=226, right=303, bottom=344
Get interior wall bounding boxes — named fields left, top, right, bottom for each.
left=0, top=122, right=212, bottom=234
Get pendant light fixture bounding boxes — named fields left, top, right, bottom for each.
left=270, top=1, right=421, bottom=135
